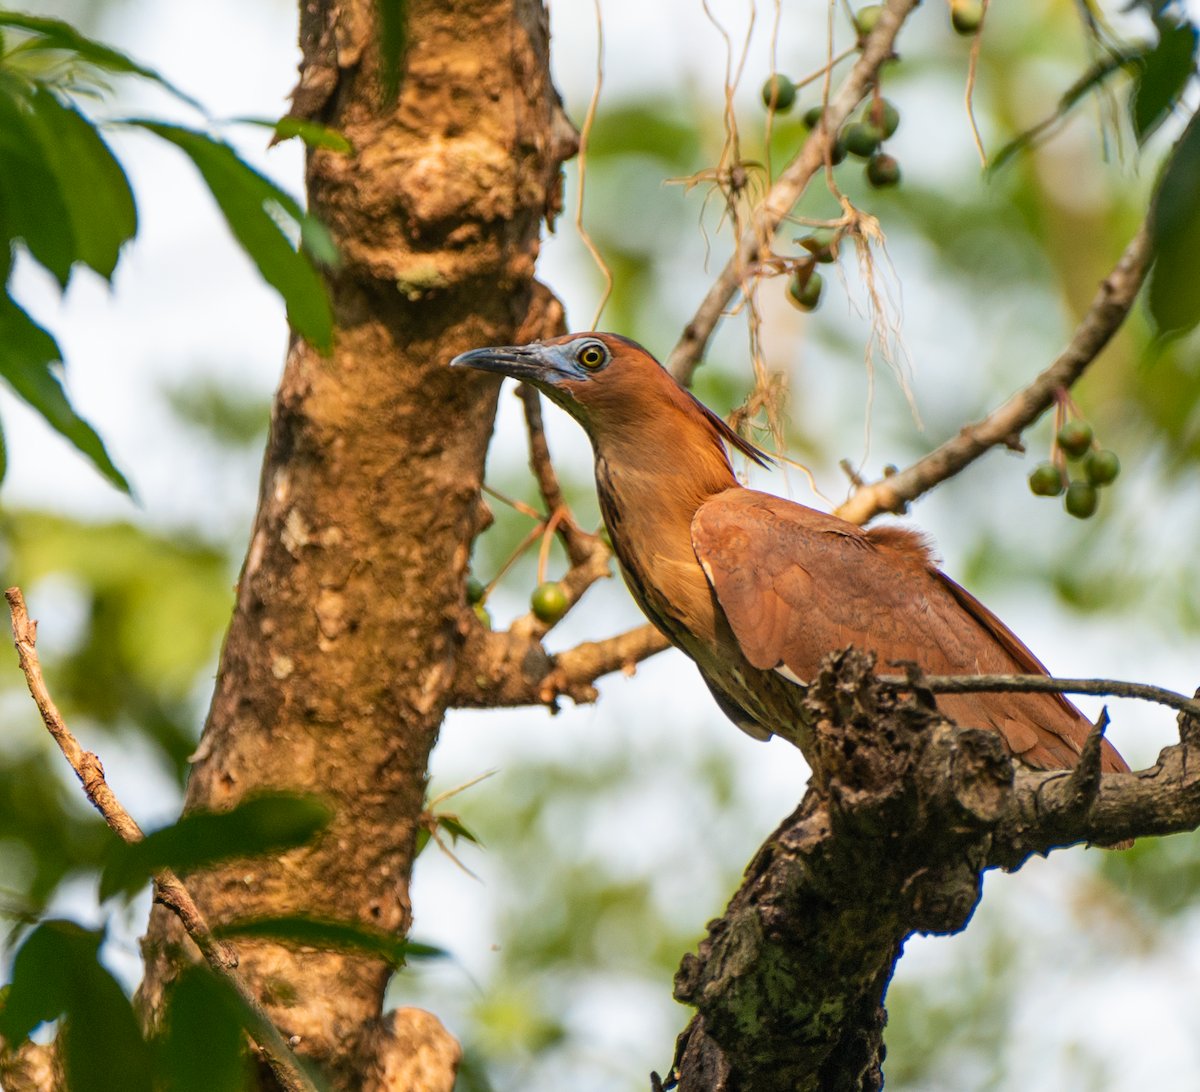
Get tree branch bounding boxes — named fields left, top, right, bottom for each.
left=667, top=648, right=1200, bottom=1092
left=449, top=620, right=670, bottom=710
left=874, top=670, right=1200, bottom=718
left=4, top=588, right=319, bottom=1092
left=667, top=0, right=922, bottom=385
left=835, top=220, right=1152, bottom=526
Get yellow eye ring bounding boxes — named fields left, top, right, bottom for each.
left=578, top=344, right=606, bottom=369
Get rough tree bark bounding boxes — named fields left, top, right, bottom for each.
left=668, top=652, right=1200, bottom=1092
left=137, top=3, right=577, bottom=1087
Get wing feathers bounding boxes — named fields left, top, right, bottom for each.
left=692, top=489, right=1129, bottom=774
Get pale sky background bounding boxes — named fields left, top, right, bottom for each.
left=8, top=0, right=1200, bottom=1089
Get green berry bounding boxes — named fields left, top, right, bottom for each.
left=1064, top=480, right=1098, bottom=519
left=1083, top=449, right=1120, bottom=486
left=466, top=575, right=485, bottom=605
left=803, top=105, right=825, bottom=129
left=762, top=74, right=796, bottom=112
left=788, top=270, right=824, bottom=312
left=473, top=604, right=492, bottom=629
left=829, top=132, right=848, bottom=165
left=950, top=0, right=984, bottom=34
left=843, top=121, right=883, bottom=159
left=1028, top=463, right=1064, bottom=497
left=1056, top=420, right=1094, bottom=459
left=531, top=581, right=569, bottom=624
left=863, top=98, right=901, bottom=138
left=866, top=151, right=901, bottom=187
left=799, top=230, right=838, bottom=263
left=855, top=4, right=884, bottom=36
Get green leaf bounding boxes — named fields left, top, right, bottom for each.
left=24, top=88, right=136, bottom=280
left=212, top=914, right=446, bottom=967
left=0, top=920, right=153, bottom=1092
left=157, top=968, right=248, bottom=1092
left=437, top=814, right=481, bottom=845
left=988, top=46, right=1145, bottom=173
left=128, top=122, right=334, bottom=351
left=376, top=0, right=408, bottom=104
left=1132, top=19, right=1198, bottom=142
left=0, top=87, right=76, bottom=286
left=415, top=825, right=431, bottom=857
left=1148, top=109, right=1200, bottom=338
left=0, top=11, right=202, bottom=110
left=235, top=115, right=354, bottom=154
left=100, top=792, right=332, bottom=901
left=0, top=291, right=130, bottom=491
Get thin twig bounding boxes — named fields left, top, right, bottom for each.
left=517, top=383, right=593, bottom=565
left=576, top=0, right=613, bottom=330
left=482, top=481, right=544, bottom=522
left=874, top=671, right=1200, bottom=719
left=835, top=219, right=1151, bottom=525
left=667, top=0, right=921, bottom=385
left=965, top=0, right=990, bottom=166
left=4, top=587, right=320, bottom=1092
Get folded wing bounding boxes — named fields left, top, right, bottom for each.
left=691, top=489, right=1128, bottom=773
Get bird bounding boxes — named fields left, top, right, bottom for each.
left=452, top=332, right=1129, bottom=775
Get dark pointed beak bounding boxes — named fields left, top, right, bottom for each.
left=450, top=344, right=562, bottom=384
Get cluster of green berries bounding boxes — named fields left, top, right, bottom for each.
left=465, top=573, right=569, bottom=628
left=761, top=78, right=902, bottom=192
left=785, top=230, right=839, bottom=312
left=1028, top=419, right=1120, bottom=519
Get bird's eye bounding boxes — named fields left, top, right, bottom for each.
left=577, top=342, right=608, bottom=370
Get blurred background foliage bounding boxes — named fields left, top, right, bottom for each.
left=2, top=0, right=1200, bottom=1090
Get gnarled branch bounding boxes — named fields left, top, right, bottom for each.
left=667, top=648, right=1200, bottom=1092
left=3, top=588, right=318, bottom=1092
left=835, top=220, right=1152, bottom=526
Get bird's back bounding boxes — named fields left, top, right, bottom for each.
left=691, top=489, right=1128, bottom=773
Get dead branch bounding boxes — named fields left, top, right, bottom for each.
left=835, top=220, right=1152, bottom=525
left=668, top=649, right=1200, bottom=1092
left=667, top=0, right=922, bottom=386
left=3, top=588, right=319, bottom=1092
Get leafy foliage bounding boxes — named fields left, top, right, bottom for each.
left=129, top=122, right=334, bottom=351
left=0, top=920, right=154, bottom=1092
left=1131, top=15, right=1197, bottom=142
left=1148, top=112, right=1200, bottom=339
left=376, top=0, right=408, bottom=104
left=213, top=915, right=444, bottom=967
left=0, top=10, right=341, bottom=490
left=155, top=967, right=251, bottom=1092
left=100, top=793, right=332, bottom=900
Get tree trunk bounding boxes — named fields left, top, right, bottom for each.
left=137, top=3, right=576, bottom=1087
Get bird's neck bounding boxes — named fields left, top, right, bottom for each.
left=590, top=404, right=740, bottom=537
left=589, top=401, right=740, bottom=643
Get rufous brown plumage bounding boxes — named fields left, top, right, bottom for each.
left=453, top=332, right=1128, bottom=775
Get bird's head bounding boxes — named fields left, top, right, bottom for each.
left=451, top=332, right=769, bottom=468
